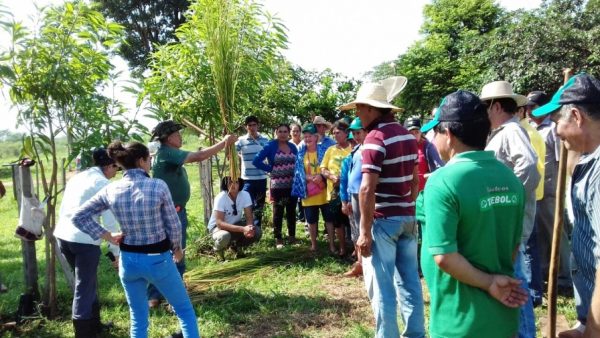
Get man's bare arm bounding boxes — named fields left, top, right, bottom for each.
left=185, top=134, right=237, bottom=163
left=357, top=172, right=378, bottom=257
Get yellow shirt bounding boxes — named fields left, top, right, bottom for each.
left=521, top=119, right=546, bottom=200
left=302, top=151, right=327, bottom=206
left=320, top=144, right=352, bottom=201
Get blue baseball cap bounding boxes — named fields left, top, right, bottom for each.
left=533, top=74, right=600, bottom=117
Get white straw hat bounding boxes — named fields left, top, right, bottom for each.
left=480, top=81, right=528, bottom=106
left=339, top=76, right=407, bottom=112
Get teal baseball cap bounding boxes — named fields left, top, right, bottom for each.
left=349, top=117, right=363, bottom=130
left=533, top=73, right=600, bottom=117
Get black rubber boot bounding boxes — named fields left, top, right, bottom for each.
left=73, top=319, right=98, bottom=338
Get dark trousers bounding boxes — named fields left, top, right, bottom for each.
left=272, top=189, right=296, bottom=240
left=57, top=239, right=101, bottom=320
left=148, top=207, right=187, bottom=301
left=243, top=179, right=267, bottom=228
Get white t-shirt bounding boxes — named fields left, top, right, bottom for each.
left=207, top=190, right=252, bottom=232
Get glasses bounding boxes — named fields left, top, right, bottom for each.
left=231, top=203, right=238, bottom=216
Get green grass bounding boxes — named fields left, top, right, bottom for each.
left=0, top=133, right=578, bottom=337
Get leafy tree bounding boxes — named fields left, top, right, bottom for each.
left=0, top=1, right=143, bottom=316
left=387, top=0, right=504, bottom=116
left=93, top=0, right=190, bottom=75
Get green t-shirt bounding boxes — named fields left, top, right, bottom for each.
left=152, top=145, right=190, bottom=207
left=417, top=151, right=524, bottom=338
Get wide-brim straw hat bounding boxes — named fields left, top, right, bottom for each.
left=339, top=76, right=407, bottom=112
left=479, top=81, right=528, bottom=107
left=312, top=116, right=332, bottom=129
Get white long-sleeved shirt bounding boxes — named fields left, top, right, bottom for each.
left=54, top=166, right=119, bottom=253
left=486, top=116, right=540, bottom=243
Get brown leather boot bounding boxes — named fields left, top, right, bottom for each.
left=343, top=262, right=363, bottom=277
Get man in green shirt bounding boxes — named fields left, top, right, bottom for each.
left=148, top=120, right=237, bottom=307
left=418, top=90, right=528, bottom=338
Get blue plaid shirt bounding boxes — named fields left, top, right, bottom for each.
left=73, top=168, right=182, bottom=250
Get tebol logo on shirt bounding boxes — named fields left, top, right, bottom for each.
left=480, top=193, right=519, bottom=210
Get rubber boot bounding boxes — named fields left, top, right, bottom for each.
left=73, top=319, right=98, bottom=338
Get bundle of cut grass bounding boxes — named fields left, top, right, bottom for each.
left=184, top=248, right=313, bottom=300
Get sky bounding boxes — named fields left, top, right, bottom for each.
left=1, top=0, right=541, bottom=131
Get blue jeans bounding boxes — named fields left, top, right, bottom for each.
left=148, top=207, right=187, bottom=301
left=243, top=179, right=267, bottom=228
left=515, top=245, right=536, bottom=338
left=365, top=216, right=425, bottom=338
left=120, top=251, right=199, bottom=338
left=57, top=239, right=101, bottom=320
left=525, top=222, right=543, bottom=306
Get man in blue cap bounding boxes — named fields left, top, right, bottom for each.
left=532, top=74, right=600, bottom=338
left=419, top=90, right=528, bottom=338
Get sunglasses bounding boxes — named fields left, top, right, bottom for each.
left=231, top=203, right=238, bottom=216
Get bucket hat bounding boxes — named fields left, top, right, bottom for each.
left=480, top=81, right=528, bottom=107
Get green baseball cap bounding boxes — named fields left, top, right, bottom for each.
left=302, top=123, right=317, bottom=134
left=533, top=74, right=600, bottom=117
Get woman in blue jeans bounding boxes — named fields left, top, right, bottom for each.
left=73, top=141, right=199, bottom=338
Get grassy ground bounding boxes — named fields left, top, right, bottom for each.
left=0, top=135, right=579, bottom=337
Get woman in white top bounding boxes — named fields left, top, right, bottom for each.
left=207, top=176, right=262, bottom=258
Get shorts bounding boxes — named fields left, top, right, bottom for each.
left=329, top=199, right=349, bottom=229
left=304, top=204, right=333, bottom=224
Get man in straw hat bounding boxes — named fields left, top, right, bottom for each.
left=480, top=80, right=540, bottom=337
left=149, top=120, right=237, bottom=308
left=312, top=115, right=335, bottom=148
left=532, top=73, right=600, bottom=338
left=340, top=77, right=425, bottom=338
left=418, top=90, right=528, bottom=338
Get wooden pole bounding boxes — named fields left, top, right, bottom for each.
left=547, top=68, right=573, bottom=338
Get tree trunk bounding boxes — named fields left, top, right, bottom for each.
left=199, top=158, right=214, bottom=226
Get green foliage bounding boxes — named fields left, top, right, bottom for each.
left=0, top=0, right=145, bottom=316
left=93, top=0, right=190, bottom=75
left=371, top=0, right=600, bottom=118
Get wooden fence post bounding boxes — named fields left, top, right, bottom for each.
left=12, top=164, right=40, bottom=300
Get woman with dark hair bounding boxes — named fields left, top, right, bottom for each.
left=73, top=141, right=199, bottom=338
left=320, top=120, right=352, bottom=256
left=253, top=123, right=298, bottom=248
left=207, top=176, right=261, bottom=258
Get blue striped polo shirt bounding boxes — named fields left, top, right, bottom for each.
left=236, top=133, right=269, bottom=180
left=571, top=144, right=600, bottom=320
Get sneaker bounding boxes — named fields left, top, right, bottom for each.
left=148, top=299, right=161, bottom=309
left=0, top=284, right=7, bottom=293
left=276, top=239, right=284, bottom=249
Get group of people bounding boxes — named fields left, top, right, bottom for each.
left=49, top=73, right=600, bottom=338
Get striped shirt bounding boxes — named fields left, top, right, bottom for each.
left=236, top=133, right=269, bottom=180
left=361, top=114, right=418, bottom=217
left=570, top=144, right=600, bottom=312
left=72, top=168, right=182, bottom=250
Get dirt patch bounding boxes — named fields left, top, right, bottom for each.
left=231, top=275, right=373, bottom=338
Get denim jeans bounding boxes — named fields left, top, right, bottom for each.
left=57, top=239, right=101, bottom=320
left=525, top=222, right=543, bottom=306
left=515, top=245, right=536, bottom=338
left=243, top=179, right=267, bottom=228
left=120, top=251, right=199, bottom=338
left=364, top=216, right=425, bottom=338
left=148, top=207, right=187, bottom=301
